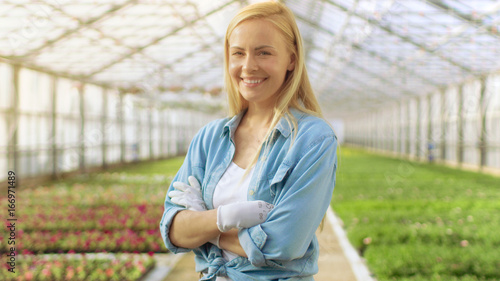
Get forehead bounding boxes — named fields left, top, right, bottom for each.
left=229, top=19, right=283, bottom=46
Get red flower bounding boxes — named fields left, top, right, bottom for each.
left=106, top=268, right=114, bottom=277
left=137, top=204, right=147, bottom=214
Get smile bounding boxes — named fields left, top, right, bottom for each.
left=241, top=78, right=266, bottom=87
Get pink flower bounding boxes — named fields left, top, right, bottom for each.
left=66, top=267, right=75, bottom=279
left=363, top=237, right=372, bottom=245
left=137, top=204, right=147, bottom=214
left=24, top=271, right=34, bottom=280
left=42, top=268, right=51, bottom=277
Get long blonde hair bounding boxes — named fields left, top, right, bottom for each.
left=224, top=1, right=323, bottom=169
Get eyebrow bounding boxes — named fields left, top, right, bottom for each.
left=230, top=45, right=276, bottom=50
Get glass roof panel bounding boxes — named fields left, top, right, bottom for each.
left=0, top=0, right=498, bottom=118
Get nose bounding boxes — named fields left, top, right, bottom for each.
left=242, top=55, right=258, bottom=72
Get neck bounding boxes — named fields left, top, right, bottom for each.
left=243, top=104, right=275, bottom=129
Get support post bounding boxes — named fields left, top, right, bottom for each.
left=398, top=101, right=402, bottom=154
left=149, top=101, right=153, bottom=160
left=118, top=91, right=125, bottom=164
left=406, top=101, right=411, bottom=156
left=478, top=77, right=488, bottom=168
left=50, top=75, right=58, bottom=179
left=102, top=88, right=108, bottom=169
left=427, top=94, right=433, bottom=162
left=457, top=85, right=464, bottom=164
left=440, top=89, right=447, bottom=161
left=416, top=98, right=421, bottom=159
left=78, top=83, right=86, bottom=172
left=8, top=65, right=20, bottom=183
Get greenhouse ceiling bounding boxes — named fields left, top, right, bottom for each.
left=1, top=0, right=499, bottom=118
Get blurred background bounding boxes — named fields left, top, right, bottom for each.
left=0, top=0, right=499, bottom=280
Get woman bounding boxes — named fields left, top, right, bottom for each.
left=160, top=1, right=338, bottom=280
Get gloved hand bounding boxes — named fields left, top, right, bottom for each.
left=217, top=200, right=274, bottom=232
left=168, top=176, right=220, bottom=247
left=168, top=176, right=206, bottom=212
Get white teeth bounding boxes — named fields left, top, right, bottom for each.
left=243, top=79, right=263, bottom=84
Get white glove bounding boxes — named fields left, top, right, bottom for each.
left=217, top=200, right=274, bottom=232
left=168, top=176, right=220, bottom=246
left=168, top=176, right=206, bottom=212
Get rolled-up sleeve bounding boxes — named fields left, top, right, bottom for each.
left=239, top=134, right=338, bottom=267
left=159, top=127, right=207, bottom=254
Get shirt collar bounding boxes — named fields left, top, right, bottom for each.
left=221, top=107, right=305, bottom=139
left=221, top=110, right=245, bottom=139
left=274, top=107, right=305, bottom=138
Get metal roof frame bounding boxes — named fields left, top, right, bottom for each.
left=0, top=0, right=498, bottom=118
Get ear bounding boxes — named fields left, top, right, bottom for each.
left=287, top=53, right=296, bottom=71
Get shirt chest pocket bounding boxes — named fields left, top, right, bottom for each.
left=267, top=162, right=292, bottom=199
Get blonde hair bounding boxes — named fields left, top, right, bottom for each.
left=224, top=1, right=323, bottom=170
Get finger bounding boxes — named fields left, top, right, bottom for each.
left=188, top=176, right=201, bottom=190
left=171, top=197, right=187, bottom=207
left=168, top=190, right=184, bottom=198
left=172, top=182, right=189, bottom=192
left=187, top=177, right=202, bottom=196
left=170, top=196, right=182, bottom=205
left=167, top=191, right=176, bottom=199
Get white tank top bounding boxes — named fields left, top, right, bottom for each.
left=212, top=161, right=254, bottom=280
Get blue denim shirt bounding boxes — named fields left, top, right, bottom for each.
left=160, top=108, right=338, bottom=281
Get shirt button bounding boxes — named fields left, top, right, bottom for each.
left=249, top=190, right=255, bottom=195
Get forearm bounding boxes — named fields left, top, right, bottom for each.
left=219, top=229, right=247, bottom=258
left=169, top=209, right=221, bottom=249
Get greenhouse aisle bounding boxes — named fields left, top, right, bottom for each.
left=163, top=208, right=361, bottom=281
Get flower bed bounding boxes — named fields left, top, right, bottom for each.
left=0, top=156, right=185, bottom=280
left=0, top=172, right=174, bottom=255
left=10, top=204, right=163, bottom=232
left=0, top=254, right=155, bottom=281
left=0, top=229, right=166, bottom=254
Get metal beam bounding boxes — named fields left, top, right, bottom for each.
left=0, top=57, right=112, bottom=89
left=308, top=46, right=417, bottom=101
left=311, top=0, right=361, bottom=92
left=439, top=89, right=446, bottom=161
left=113, top=42, right=221, bottom=92
left=18, top=0, right=224, bottom=95
left=83, top=0, right=236, bottom=79
left=11, top=0, right=139, bottom=59
left=50, top=75, right=58, bottom=179
left=295, top=13, right=441, bottom=91
left=427, top=0, right=500, bottom=39
left=5, top=0, right=225, bottom=94
left=29, top=0, right=197, bottom=91
left=78, top=84, right=86, bottom=172
left=324, top=0, right=474, bottom=74
left=102, top=88, right=108, bottom=169
left=478, top=77, right=488, bottom=167
left=8, top=65, right=20, bottom=181
left=457, top=85, right=464, bottom=164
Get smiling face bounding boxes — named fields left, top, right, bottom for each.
left=228, top=19, right=295, bottom=108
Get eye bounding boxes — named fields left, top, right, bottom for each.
left=231, top=51, right=244, bottom=56
left=259, top=51, right=271, bottom=56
